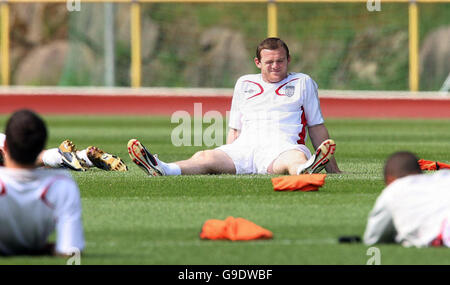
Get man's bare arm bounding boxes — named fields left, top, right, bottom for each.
left=308, top=124, right=341, bottom=173
left=226, top=128, right=241, bottom=144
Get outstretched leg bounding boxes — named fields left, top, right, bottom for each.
left=38, top=140, right=86, bottom=171
left=175, top=149, right=236, bottom=175
left=85, top=146, right=128, bottom=171
left=127, top=139, right=235, bottom=176
left=38, top=140, right=128, bottom=171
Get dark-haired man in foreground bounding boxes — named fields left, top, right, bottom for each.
left=128, top=37, right=341, bottom=177
left=0, top=109, right=84, bottom=256
left=364, top=151, right=450, bottom=247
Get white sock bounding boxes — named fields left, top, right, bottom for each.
left=296, top=155, right=315, bottom=175
left=156, top=157, right=181, bottom=176
left=42, top=148, right=62, bottom=168
left=76, top=149, right=94, bottom=167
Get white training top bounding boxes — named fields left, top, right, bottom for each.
left=363, top=170, right=450, bottom=247
left=0, top=133, right=5, bottom=148
left=0, top=167, right=84, bottom=255
left=228, top=72, right=324, bottom=145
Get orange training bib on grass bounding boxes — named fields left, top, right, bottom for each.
left=271, top=173, right=327, bottom=192
left=200, top=217, right=273, bottom=241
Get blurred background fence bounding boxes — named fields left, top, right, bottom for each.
left=1, top=0, right=449, bottom=91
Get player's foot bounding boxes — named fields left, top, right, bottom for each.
left=87, top=146, right=128, bottom=171
left=299, top=139, right=336, bottom=174
left=58, top=140, right=86, bottom=171
left=127, top=139, right=165, bottom=176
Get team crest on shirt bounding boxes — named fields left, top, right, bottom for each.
left=285, top=85, right=295, bottom=97
left=275, top=78, right=299, bottom=97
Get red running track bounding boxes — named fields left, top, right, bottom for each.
left=1, top=94, right=449, bottom=118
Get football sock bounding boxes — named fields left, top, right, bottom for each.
left=76, top=149, right=94, bottom=167
left=296, top=155, right=316, bottom=175
left=156, top=158, right=181, bottom=176
left=296, top=165, right=306, bottom=175
left=41, top=148, right=62, bottom=168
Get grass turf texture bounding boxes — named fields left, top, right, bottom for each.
left=1, top=115, right=450, bottom=265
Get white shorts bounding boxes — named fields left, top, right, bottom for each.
left=216, top=138, right=312, bottom=175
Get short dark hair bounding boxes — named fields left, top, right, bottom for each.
left=5, top=109, right=47, bottom=165
left=384, top=151, right=422, bottom=183
left=256, top=37, right=290, bottom=61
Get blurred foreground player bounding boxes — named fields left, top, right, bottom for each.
left=364, top=151, right=450, bottom=247
left=128, top=38, right=341, bottom=176
left=0, top=110, right=84, bottom=256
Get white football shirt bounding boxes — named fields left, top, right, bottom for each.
left=0, top=167, right=84, bottom=255
left=0, top=133, right=4, bottom=166
left=364, top=170, right=450, bottom=247
left=228, top=72, right=324, bottom=145
left=0, top=133, right=5, bottom=148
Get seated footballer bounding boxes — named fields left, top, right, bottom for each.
left=127, top=38, right=342, bottom=176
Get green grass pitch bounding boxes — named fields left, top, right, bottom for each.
left=1, top=115, right=450, bottom=265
